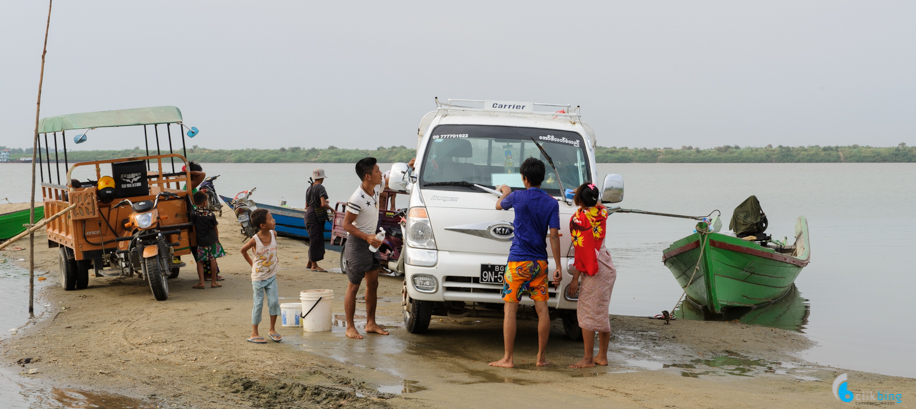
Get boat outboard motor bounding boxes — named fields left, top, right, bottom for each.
left=729, top=195, right=769, bottom=240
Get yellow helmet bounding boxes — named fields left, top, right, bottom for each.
left=98, top=176, right=115, bottom=190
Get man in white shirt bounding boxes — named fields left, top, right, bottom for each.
left=342, top=157, right=390, bottom=339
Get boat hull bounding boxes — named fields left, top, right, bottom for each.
left=219, top=196, right=330, bottom=241
left=0, top=207, right=45, bottom=241
left=675, top=285, right=810, bottom=332
left=662, top=216, right=810, bottom=314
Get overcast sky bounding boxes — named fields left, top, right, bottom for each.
left=1, top=1, right=914, bottom=151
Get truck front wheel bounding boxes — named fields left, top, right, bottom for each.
left=562, top=310, right=582, bottom=341
left=402, top=280, right=431, bottom=333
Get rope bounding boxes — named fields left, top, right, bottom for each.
left=669, top=230, right=709, bottom=317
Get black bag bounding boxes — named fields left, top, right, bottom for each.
left=193, top=210, right=219, bottom=247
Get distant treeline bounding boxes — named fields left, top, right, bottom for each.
left=3, top=144, right=914, bottom=163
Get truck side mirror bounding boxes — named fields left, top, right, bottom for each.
left=388, top=162, right=412, bottom=193
left=600, top=174, right=624, bottom=203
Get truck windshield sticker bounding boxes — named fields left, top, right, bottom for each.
left=538, top=135, right=580, bottom=148
left=434, top=133, right=469, bottom=139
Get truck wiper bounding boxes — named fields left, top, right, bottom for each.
left=529, top=137, right=571, bottom=205
left=424, top=181, right=495, bottom=193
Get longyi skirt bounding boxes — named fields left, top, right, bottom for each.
left=576, top=249, right=616, bottom=333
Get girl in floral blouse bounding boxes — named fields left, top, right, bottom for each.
left=568, top=183, right=617, bottom=368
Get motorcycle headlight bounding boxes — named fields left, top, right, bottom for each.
left=136, top=212, right=154, bottom=229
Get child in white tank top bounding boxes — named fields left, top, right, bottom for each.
left=241, top=209, right=282, bottom=344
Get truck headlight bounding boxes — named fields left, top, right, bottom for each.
left=406, top=207, right=437, bottom=249
left=411, top=274, right=438, bottom=293
left=136, top=212, right=154, bottom=229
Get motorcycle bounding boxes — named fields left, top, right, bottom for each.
left=339, top=207, right=406, bottom=277
left=113, top=192, right=183, bottom=301
left=198, top=174, right=223, bottom=216
left=379, top=208, right=406, bottom=275
left=231, top=187, right=257, bottom=240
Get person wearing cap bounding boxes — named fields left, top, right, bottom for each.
left=304, top=168, right=333, bottom=272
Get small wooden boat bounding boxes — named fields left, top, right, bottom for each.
left=0, top=207, right=45, bottom=241
left=219, top=195, right=331, bottom=241
left=662, top=216, right=810, bottom=314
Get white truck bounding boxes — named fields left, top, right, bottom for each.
left=387, top=98, right=624, bottom=339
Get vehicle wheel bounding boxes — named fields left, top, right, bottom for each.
left=562, top=310, right=582, bottom=341
left=242, top=223, right=255, bottom=239
left=59, top=247, right=78, bottom=291
left=168, top=255, right=181, bottom=278
left=75, top=259, right=91, bottom=289
left=145, top=249, right=170, bottom=301
left=402, top=280, right=431, bottom=333
left=339, top=239, right=348, bottom=275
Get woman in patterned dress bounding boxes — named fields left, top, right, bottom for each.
left=567, top=183, right=617, bottom=368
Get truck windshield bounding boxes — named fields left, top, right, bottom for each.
left=419, top=125, right=591, bottom=195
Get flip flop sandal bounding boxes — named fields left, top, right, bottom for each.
left=269, top=333, right=282, bottom=342
left=192, top=284, right=205, bottom=289
left=247, top=337, right=267, bottom=344
left=312, top=268, right=328, bottom=273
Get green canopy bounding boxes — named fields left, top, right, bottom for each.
left=38, top=106, right=183, bottom=134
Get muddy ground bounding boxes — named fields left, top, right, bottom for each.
left=1, top=202, right=913, bottom=408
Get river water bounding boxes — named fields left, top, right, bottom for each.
left=1, top=162, right=914, bottom=380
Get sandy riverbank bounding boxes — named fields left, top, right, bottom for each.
left=1, top=203, right=912, bottom=408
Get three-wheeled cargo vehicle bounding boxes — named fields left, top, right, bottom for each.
left=36, top=106, right=200, bottom=301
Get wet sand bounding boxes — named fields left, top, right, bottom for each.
left=1, top=203, right=913, bottom=408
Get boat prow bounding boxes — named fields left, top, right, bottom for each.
left=662, top=216, right=810, bottom=314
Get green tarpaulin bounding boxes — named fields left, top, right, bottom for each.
left=729, top=195, right=768, bottom=237
left=38, top=106, right=183, bottom=134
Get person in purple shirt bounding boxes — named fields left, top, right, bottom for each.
left=489, top=157, right=563, bottom=368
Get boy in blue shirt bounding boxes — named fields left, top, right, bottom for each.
left=489, top=158, right=562, bottom=368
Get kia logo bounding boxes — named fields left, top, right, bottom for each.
left=487, top=222, right=514, bottom=241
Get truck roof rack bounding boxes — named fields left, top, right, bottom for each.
left=435, top=98, right=581, bottom=121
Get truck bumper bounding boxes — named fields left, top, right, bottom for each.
left=404, top=249, right=578, bottom=310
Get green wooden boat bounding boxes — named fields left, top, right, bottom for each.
left=0, top=207, right=45, bottom=241
left=662, top=216, right=810, bottom=314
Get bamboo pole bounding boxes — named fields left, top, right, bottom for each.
left=613, top=207, right=710, bottom=221
left=0, top=204, right=75, bottom=251
left=29, top=0, right=53, bottom=317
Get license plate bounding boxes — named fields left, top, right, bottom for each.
left=238, top=214, right=249, bottom=222
left=480, top=264, right=506, bottom=284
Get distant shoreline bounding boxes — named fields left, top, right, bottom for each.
left=2, top=144, right=913, bottom=163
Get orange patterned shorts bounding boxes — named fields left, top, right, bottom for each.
left=501, top=260, right=549, bottom=303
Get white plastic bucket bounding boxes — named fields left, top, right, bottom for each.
left=280, top=303, right=302, bottom=327
left=300, top=289, right=334, bottom=332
